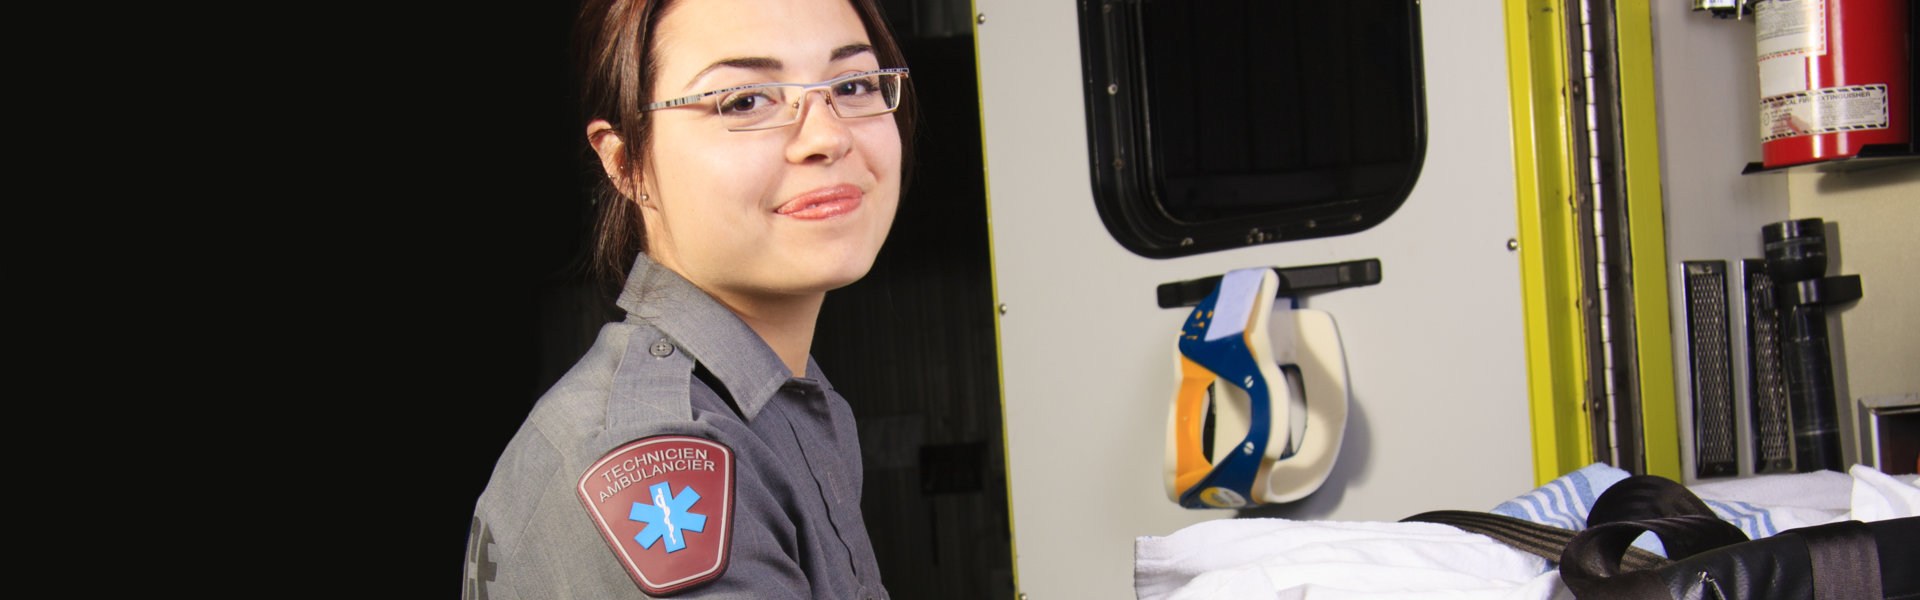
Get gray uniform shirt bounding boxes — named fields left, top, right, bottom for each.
left=465, top=255, right=888, bottom=599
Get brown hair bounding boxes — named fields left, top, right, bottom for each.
left=573, top=0, right=916, bottom=288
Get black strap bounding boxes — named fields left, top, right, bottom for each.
left=1559, top=474, right=1749, bottom=599
left=1560, top=515, right=1749, bottom=599
left=1868, top=517, right=1920, bottom=599
left=1400, top=510, right=1671, bottom=571
left=1408, top=478, right=1913, bottom=600
left=1794, top=521, right=1882, bottom=600
left=1641, top=517, right=1917, bottom=600
left=1587, top=475, right=1720, bottom=531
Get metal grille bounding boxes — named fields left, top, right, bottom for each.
left=1745, top=261, right=1795, bottom=473
left=1685, top=261, right=1736, bottom=477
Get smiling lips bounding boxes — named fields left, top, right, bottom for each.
left=775, top=184, right=864, bottom=220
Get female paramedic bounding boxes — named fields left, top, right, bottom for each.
left=465, top=0, right=912, bottom=597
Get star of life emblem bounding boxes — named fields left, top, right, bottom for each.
left=579, top=435, right=734, bottom=595
left=630, top=482, right=707, bottom=552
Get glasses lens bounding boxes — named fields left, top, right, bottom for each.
left=829, top=72, right=901, bottom=118
left=716, top=86, right=794, bottom=129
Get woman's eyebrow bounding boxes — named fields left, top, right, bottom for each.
left=684, top=44, right=876, bottom=89
left=686, top=57, right=783, bottom=89
left=830, top=43, right=874, bottom=62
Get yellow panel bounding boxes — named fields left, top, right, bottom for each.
left=1505, top=0, right=1595, bottom=485
left=1613, top=0, right=1682, bottom=482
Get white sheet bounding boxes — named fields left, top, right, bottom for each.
left=1135, top=466, right=1919, bottom=600
left=1135, top=519, right=1563, bottom=600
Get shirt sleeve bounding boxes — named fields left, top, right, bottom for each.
left=469, top=422, right=814, bottom=600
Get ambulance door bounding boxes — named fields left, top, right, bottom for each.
left=976, top=1, right=1537, bottom=597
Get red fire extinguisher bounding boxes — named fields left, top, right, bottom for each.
left=1755, top=0, right=1911, bottom=168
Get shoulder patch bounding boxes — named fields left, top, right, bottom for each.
left=577, top=435, right=734, bottom=595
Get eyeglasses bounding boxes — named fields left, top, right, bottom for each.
left=642, top=68, right=909, bottom=132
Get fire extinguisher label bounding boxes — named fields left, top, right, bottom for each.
left=1759, top=85, right=1890, bottom=142
left=1755, top=0, right=1826, bottom=61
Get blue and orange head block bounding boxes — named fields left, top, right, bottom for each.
left=1166, top=267, right=1351, bottom=508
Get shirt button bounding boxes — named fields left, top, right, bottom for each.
left=649, top=340, right=674, bottom=357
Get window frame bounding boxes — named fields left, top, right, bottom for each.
left=1076, top=0, right=1430, bottom=259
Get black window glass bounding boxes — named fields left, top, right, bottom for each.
left=1080, top=0, right=1427, bottom=258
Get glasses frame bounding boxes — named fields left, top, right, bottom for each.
left=641, top=68, right=910, bottom=132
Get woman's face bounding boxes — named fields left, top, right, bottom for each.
left=639, top=0, right=901, bottom=304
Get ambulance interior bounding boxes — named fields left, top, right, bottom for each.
left=477, top=0, right=1918, bottom=597
left=837, top=0, right=1918, bottom=597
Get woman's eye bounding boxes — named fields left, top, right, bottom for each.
left=719, top=92, right=776, bottom=115
left=833, top=78, right=879, bottom=97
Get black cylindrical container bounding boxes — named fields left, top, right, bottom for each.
left=1763, top=218, right=1844, bottom=472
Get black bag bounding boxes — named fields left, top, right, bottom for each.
left=1405, top=475, right=1919, bottom=600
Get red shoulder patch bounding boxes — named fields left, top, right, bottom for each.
left=577, top=435, right=734, bottom=596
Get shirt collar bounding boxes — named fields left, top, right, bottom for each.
left=615, top=253, right=825, bottom=420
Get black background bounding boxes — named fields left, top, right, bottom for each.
left=305, top=2, right=593, bottom=589
left=67, top=1, right=1002, bottom=593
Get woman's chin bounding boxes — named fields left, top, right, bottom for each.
left=731, top=256, right=880, bottom=299
left=784, top=237, right=888, bottom=293
left=799, top=259, right=880, bottom=294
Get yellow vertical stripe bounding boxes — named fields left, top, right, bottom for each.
left=1506, top=0, right=1595, bottom=485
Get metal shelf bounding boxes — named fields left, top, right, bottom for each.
left=1742, top=143, right=1920, bottom=175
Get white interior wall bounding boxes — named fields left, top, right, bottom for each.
left=1786, top=166, right=1920, bottom=461
left=1649, top=3, right=1793, bottom=482
left=1650, top=3, right=1918, bottom=480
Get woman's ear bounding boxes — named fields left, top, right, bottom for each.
left=587, top=120, right=638, bottom=198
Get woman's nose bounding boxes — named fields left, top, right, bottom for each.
left=785, top=91, right=854, bottom=165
